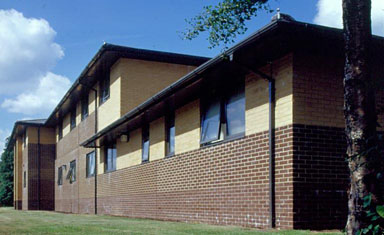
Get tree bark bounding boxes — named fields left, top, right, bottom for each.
left=343, top=0, right=383, bottom=234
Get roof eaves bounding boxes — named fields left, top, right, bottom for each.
left=80, top=19, right=282, bottom=147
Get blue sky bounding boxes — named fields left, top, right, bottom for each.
left=0, top=0, right=383, bottom=152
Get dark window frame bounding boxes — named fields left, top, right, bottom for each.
left=99, top=76, right=110, bottom=105
left=58, top=166, right=63, bottom=186
left=81, top=94, right=89, bottom=121
left=104, top=143, right=116, bottom=173
left=23, top=171, right=26, bottom=188
left=165, top=112, right=175, bottom=157
left=23, top=131, right=26, bottom=148
left=70, top=109, right=76, bottom=131
left=200, top=78, right=245, bottom=145
left=67, top=160, right=76, bottom=184
left=58, top=121, right=63, bottom=140
left=142, top=124, right=149, bottom=163
left=86, top=151, right=96, bottom=178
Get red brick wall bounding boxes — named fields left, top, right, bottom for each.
left=94, top=125, right=294, bottom=229
left=292, top=124, right=348, bottom=229
left=27, top=143, right=55, bottom=210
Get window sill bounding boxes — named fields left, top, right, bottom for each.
left=200, top=133, right=245, bottom=149
left=86, top=174, right=95, bottom=178
left=141, top=160, right=149, bottom=164
left=104, top=169, right=116, bottom=174
left=165, top=153, right=175, bottom=158
left=99, top=96, right=110, bottom=106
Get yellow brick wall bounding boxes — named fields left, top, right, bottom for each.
left=98, top=69, right=121, bottom=131
left=175, top=99, right=200, bottom=155
left=115, top=128, right=142, bottom=171
left=246, top=54, right=293, bottom=135
left=119, top=58, right=196, bottom=115
left=149, top=117, right=165, bottom=161
left=62, top=113, right=70, bottom=136
left=26, top=127, right=55, bottom=145
left=15, top=137, right=23, bottom=201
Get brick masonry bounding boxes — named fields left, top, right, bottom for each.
left=94, top=125, right=294, bottom=228
left=292, top=124, right=348, bottom=229
left=84, top=123, right=348, bottom=230
left=24, top=143, right=55, bottom=210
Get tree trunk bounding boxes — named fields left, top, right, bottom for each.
left=343, top=0, right=383, bottom=234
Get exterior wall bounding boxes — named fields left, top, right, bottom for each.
left=19, top=127, right=56, bottom=211
left=118, top=58, right=196, bottom=116
left=175, top=99, right=200, bottom=155
left=115, top=128, right=142, bottom=172
left=96, top=125, right=293, bottom=228
left=290, top=51, right=384, bottom=229
left=55, top=112, right=96, bottom=214
left=98, top=70, right=121, bottom=131
left=14, top=137, right=23, bottom=209
left=78, top=54, right=296, bottom=228
left=246, top=54, right=293, bottom=135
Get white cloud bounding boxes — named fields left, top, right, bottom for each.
left=1, top=72, right=70, bottom=115
left=314, top=0, right=384, bottom=36
left=0, top=9, right=65, bottom=94
left=0, top=9, right=71, bottom=115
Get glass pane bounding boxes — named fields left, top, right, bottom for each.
left=226, top=89, right=245, bottom=137
left=201, top=99, right=221, bottom=143
left=169, top=125, right=175, bottom=154
left=112, top=148, right=116, bottom=170
left=142, top=140, right=149, bottom=161
left=107, top=148, right=112, bottom=171
left=91, top=153, right=95, bottom=176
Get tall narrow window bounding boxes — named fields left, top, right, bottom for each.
left=86, top=151, right=96, bottom=177
left=200, top=80, right=245, bottom=145
left=225, top=86, right=245, bottom=137
left=23, top=131, right=26, bottom=148
left=58, top=167, right=63, bottom=185
left=67, top=160, right=76, bottom=183
left=70, top=109, right=76, bottom=130
left=142, top=125, right=149, bottom=163
left=105, top=143, right=116, bottom=172
left=58, top=121, right=63, bottom=140
left=165, top=113, right=175, bottom=157
left=99, top=76, right=110, bottom=104
left=23, top=171, right=26, bottom=188
left=81, top=95, right=89, bottom=121
left=201, top=98, right=221, bottom=144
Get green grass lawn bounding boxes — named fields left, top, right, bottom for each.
left=0, top=207, right=342, bottom=235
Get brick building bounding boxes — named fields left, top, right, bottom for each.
left=7, top=16, right=384, bottom=229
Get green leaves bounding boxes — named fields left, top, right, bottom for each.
left=376, top=205, right=384, bottom=218
left=0, top=149, right=14, bottom=206
left=182, top=0, right=272, bottom=49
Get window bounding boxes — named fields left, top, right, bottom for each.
left=99, top=76, right=110, bottom=104
left=58, top=166, right=63, bottom=185
left=165, top=113, right=175, bottom=157
left=67, top=160, right=76, bottom=183
left=104, top=143, right=116, bottom=172
left=70, top=109, right=76, bottom=130
left=86, top=151, right=96, bottom=177
left=142, top=124, right=149, bottom=163
left=200, top=82, right=245, bottom=144
left=23, top=131, right=26, bottom=148
left=23, top=171, right=26, bottom=188
left=58, top=121, right=63, bottom=140
left=81, top=95, right=89, bottom=121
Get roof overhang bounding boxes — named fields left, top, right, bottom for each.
left=80, top=19, right=384, bottom=148
left=44, top=44, right=210, bottom=127
left=6, top=119, right=46, bottom=152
